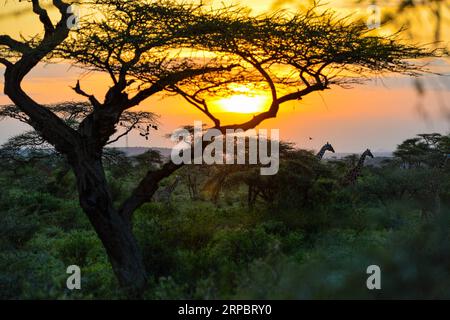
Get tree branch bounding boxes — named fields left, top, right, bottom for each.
left=277, top=82, right=327, bottom=104
left=0, top=35, right=32, bottom=54
left=106, top=118, right=140, bottom=145
left=125, top=65, right=237, bottom=109
left=119, top=161, right=182, bottom=220
left=2, top=0, right=77, bottom=154
left=169, top=85, right=221, bottom=127
left=31, top=0, right=55, bottom=36
left=72, top=80, right=102, bottom=109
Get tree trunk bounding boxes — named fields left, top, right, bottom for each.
left=70, top=153, right=147, bottom=298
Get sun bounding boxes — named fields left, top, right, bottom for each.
left=211, top=85, right=270, bottom=114
left=216, top=94, right=269, bottom=114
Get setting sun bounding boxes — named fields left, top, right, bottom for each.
left=215, top=94, right=269, bottom=114
left=0, top=0, right=449, bottom=302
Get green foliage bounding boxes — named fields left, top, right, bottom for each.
left=0, top=133, right=449, bottom=299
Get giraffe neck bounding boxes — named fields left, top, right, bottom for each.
left=316, top=146, right=328, bottom=159
left=352, top=153, right=370, bottom=177
left=356, top=153, right=368, bottom=170
left=343, top=152, right=370, bottom=185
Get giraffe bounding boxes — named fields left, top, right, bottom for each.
left=341, top=149, right=374, bottom=186
left=153, top=175, right=182, bottom=203
left=316, top=142, right=335, bottom=160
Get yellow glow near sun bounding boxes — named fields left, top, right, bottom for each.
left=216, top=94, right=269, bottom=114
left=213, top=85, right=270, bottom=114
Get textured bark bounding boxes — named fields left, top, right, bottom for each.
left=1, top=1, right=148, bottom=296
left=69, top=150, right=147, bottom=297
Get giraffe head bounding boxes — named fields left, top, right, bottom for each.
left=325, top=142, right=335, bottom=153
left=364, top=149, right=374, bottom=158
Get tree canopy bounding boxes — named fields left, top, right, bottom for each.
left=0, top=0, right=440, bottom=297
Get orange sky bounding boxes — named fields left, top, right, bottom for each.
left=0, top=0, right=449, bottom=153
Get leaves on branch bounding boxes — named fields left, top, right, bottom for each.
left=0, top=101, right=159, bottom=147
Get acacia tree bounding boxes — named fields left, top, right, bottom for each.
left=0, top=0, right=433, bottom=296
left=0, top=101, right=159, bottom=147
left=0, top=101, right=158, bottom=180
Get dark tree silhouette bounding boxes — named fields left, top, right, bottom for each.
left=0, top=0, right=434, bottom=296
left=0, top=102, right=159, bottom=146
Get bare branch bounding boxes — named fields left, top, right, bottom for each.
left=31, top=0, right=55, bottom=36
left=277, top=82, right=328, bottom=104
left=119, top=161, right=182, bottom=220
left=168, top=85, right=221, bottom=127
left=125, top=65, right=237, bottom=109
left=0, top=35, right=32, bottom=54
left=107, top=111, right=159, bottom=145
left=72, top=81, right=102, bottom=109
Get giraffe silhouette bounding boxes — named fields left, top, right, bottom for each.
left=316, top=142, right=335, bottom=160
left=341, top=149, right=374, bottom=186
left=153, top=175, right=182, bottom=203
